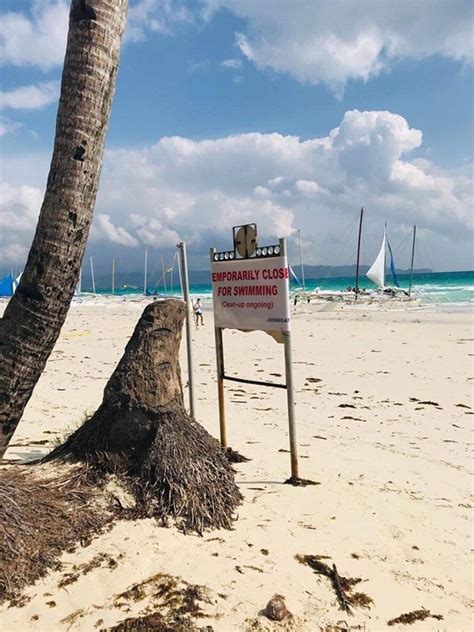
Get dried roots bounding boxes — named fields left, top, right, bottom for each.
left=0, top=464, right=110, bottom=604
left=49, top=406, right=242, bottom=535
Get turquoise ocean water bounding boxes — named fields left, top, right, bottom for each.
left=90, top=270, right=474, bottom=306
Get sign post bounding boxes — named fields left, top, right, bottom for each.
left=177, top=242, right=196, bottom=419
left=210, top=226, right=299, bottom=480
left=213, top=322, right=227, bottom=449
left=281, top=237, right=298, bottom=479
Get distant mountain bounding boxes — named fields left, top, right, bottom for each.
left=89, top=264, right=431, bottom=291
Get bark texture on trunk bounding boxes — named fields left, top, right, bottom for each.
left=49, top=300, right=242, bottom=533
left=0, top=1, right=128, bottom=458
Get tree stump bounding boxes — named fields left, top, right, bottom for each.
left=49, top=299, right=241, bottom=533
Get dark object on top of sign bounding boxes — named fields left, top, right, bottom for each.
left=212, top=223, right=280, bottom=262
left=234, top=223, right=257, bottom=258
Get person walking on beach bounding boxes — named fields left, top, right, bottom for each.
left=193, top=298, right=204, bottom=328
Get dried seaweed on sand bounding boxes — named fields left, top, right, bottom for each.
left=108, top=573, right=213, bottom=631
left=296, top=554, right=373, bottom=613
left=387, top=608, right=443, bottom=626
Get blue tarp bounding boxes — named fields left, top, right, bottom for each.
left=387, top=240, right=400, bottom=287
left=289, top=266, right=301, bottom=286
left=0, top=272, right=13, bottom=297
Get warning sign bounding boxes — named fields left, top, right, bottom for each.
left=211, top=255, right=291, bottom=334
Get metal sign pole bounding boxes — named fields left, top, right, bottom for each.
left=210, top=248, right=227, bottom=448
left=177, top=242, right=195, bottom=418
left=215, top=326, right=227, bottom=449
left=281, top=237, right=299, bottom=479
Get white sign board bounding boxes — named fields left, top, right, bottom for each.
left=211, top=255, right=291, bottom=334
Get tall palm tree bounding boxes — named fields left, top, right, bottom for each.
left=0, top=0, right=128, bottom=458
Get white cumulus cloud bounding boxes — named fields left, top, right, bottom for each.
left=0, top=80, right=59, bottom=111
left=126, top=0, right=194, bottom=42
left=204, top=0, right=474, bottom=93
left=94, top=109, right=471, bottom=269
left=95, top=214, right=139, bottom=247
left=0, top=116, right=21, bottom=137
left=220, top=58, right=242, bottom=69
left=332, top=110, right=423, bottom=180
left=0, top=110, right=472, bottom=270
left=295, top=180, right=321, bottom=197
left=0, top=1, right=69, bottom=70
left=0, top=181, right=42, bottom=265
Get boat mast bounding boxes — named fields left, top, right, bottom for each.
left=112, top=258, right=115, bottom=294
left=298, top=228, right=306, bottom=291
left=78, top=266, right=82, bottom=294
left=355, top=207, right=364, bottom=298
left=161, top=254, right=167, bottom=293
left=408, top=225, right=416, bottom=297
left=143, top=248, right=148, bottom=295
left=90, top=257, right=96, bottom=294
left=170, top=254, right=174, bottom=294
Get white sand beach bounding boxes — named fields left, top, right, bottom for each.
left=1, top=300, right=473, bottom=631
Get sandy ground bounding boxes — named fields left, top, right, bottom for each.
left=1, top=298, right=473, bottom=631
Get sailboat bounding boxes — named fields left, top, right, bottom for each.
left=366, top=224, right=402, bottom=294
left=366, top=228, right=387, bottom=289
left=363, top=224, right=419, bottom=304
left=288, top=231, right=305, bottom=295
left=297, top=229, right=306, bottom=292
left=288, top=210, right=421, bottom=310
left=304, top=211, right=420, bottom=308
left=285, top=230, right=305, bottom=292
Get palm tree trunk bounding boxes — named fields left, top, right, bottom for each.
left=0, top=0, right=128, bottom=459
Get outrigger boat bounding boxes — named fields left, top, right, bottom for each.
left=292, top=209, right=420, bottom=309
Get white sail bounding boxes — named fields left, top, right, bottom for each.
left=12, top=271, right=22, bottom=292
left=75, top=267, right=82, bottom=295
left=366, top=231, right=386, bottom=288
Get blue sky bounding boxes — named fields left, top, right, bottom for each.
left=1, top=0, right=473, bottom=275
